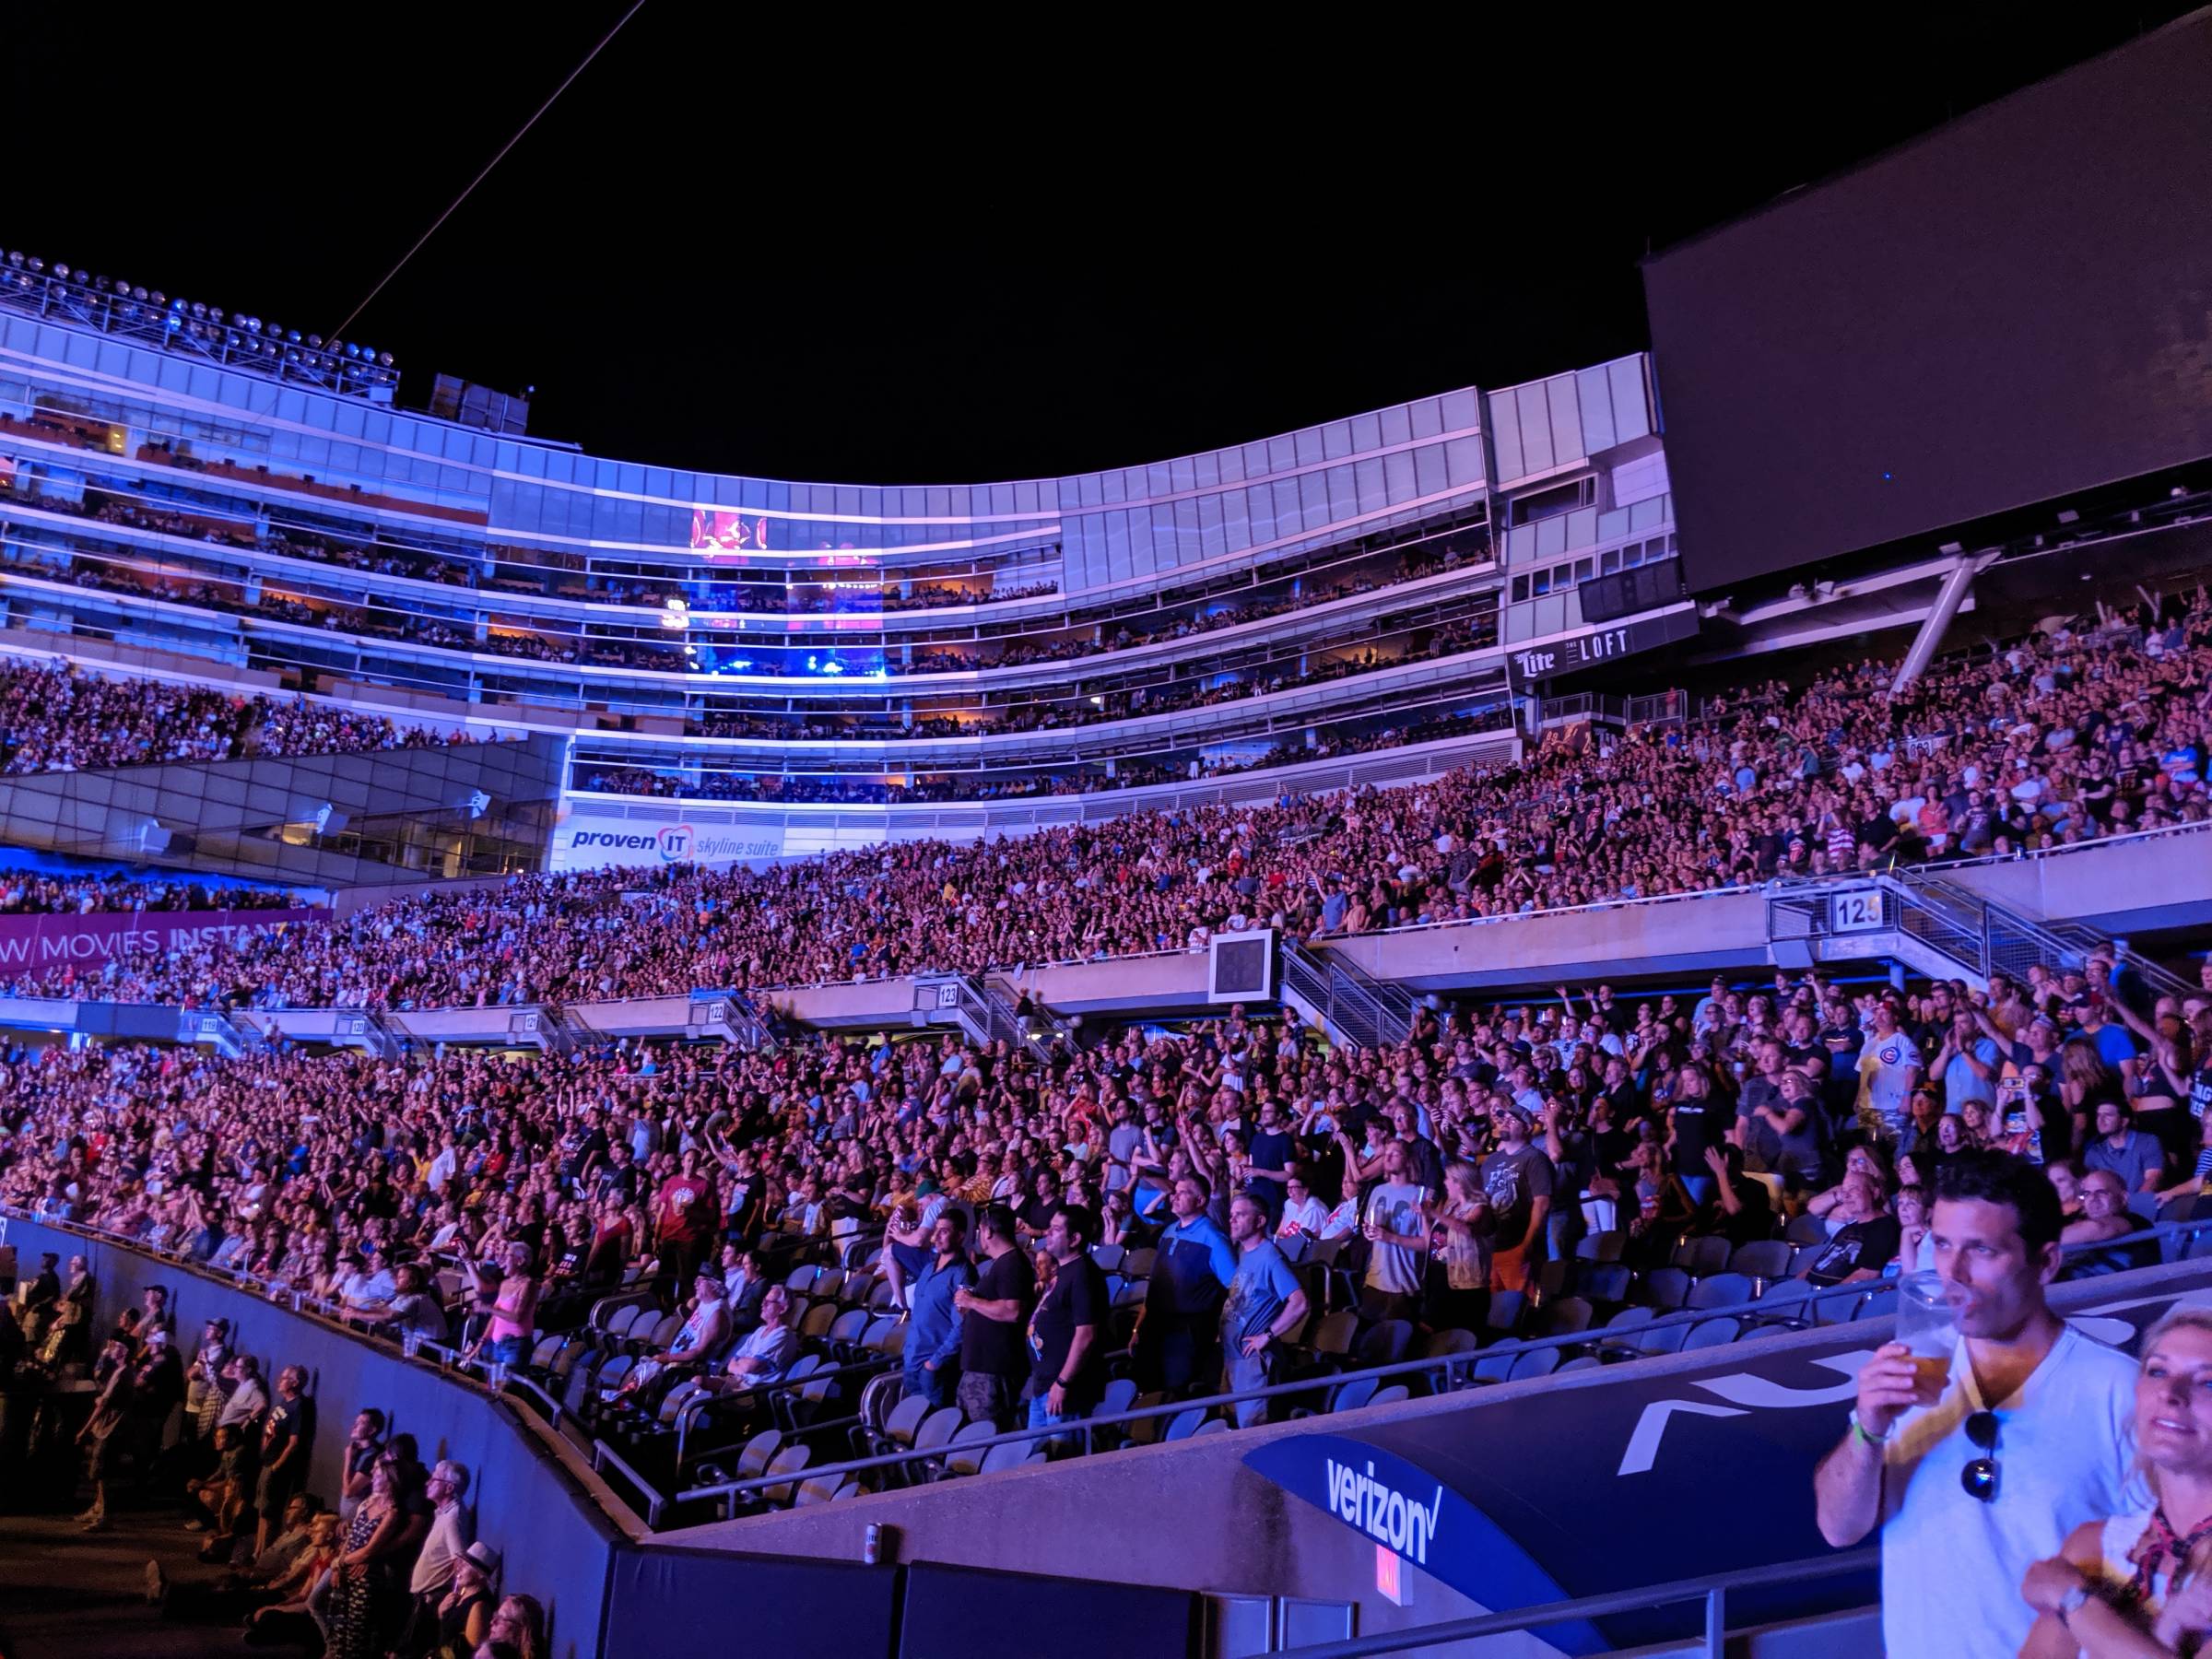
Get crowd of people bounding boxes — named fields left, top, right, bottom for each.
left=0, top=591, right=2200, bottom=1011
left=0, top=657, right=480, bottom=775
left=0, top=870, right=302, bottom=914
left=0, top=1254, right=539, bottom=1657
left=3, top=949, right=2206, bottom=1447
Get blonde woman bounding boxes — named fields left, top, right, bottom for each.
left=2020, top=1305, right=2212, bottom=1654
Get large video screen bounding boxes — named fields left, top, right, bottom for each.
left=1643, top=12, right=2212, bottom=593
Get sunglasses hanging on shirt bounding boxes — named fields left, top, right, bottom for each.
left=1960, top=1409, right=2001, bottom=1503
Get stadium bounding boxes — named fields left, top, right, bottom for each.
left=1, top=9, right=2210, bottom=1659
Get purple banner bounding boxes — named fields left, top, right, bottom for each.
left=0, top=908, right=330, bottom=971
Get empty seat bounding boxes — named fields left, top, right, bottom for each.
left=1636, top=1268, right=1691, bottom=1310
left=1163, top=1408, right=1208, bottom=1441
left=1684, top=1316, right=1741, bottom=1349
left=1507, top=1347, right=1560, bottom=1382
left=1090, top=1243, right=1125, bottom=1273
left=1785, top=1212, right=1830, bottom=1245
left=944, top=1419, right=998, bottom=1477
left=980, top=1440, right=1033, bottom=1475
left=1420, top=1328, right=1480, bottom=1359
left=1308, top=1310, right=1359, bottom=1359
left=1328, top=1376, right=1378, bottom=1415
left=914, top=1406, right=965, bottom=1453
left=760, top=1443, right=811, bottom=1506
left=1369, top=1384, right=1410, bottom=1407
left=1577, top=1262, right=1634, bottom=1304
left=1729, top=1239, right=1794, bottom=1284
left=1687, top=1273, right=1754, bottom=1310
left=1189, top=1418, right=1231, bottom=1436
left=1092, top=1377, right=1139, bottom=1419
left=1575, top=1230, right=1628, bottom=1263
left=1533, top=1296, right=1593, bottom=1337
left=734, top=1429, right=782, bottom=1481
left=1355, top=1319, right=1414, bottom=1368
left=1674, top=1235, right=1731, bottom=1277
left=875, top=1395, right=930, bottom=1454
left=1484, top=1290, right=1527, bottom=1339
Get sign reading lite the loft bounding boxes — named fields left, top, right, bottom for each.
left=1512, top=606, right=1700, bottom=683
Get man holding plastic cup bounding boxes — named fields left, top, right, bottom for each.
left=1813, top=1148, right=2135, bottom=1659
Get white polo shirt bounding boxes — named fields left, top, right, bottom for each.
left=1879, top=1322, right=2136, bottom=1659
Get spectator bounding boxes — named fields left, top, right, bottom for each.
left=253, top=1364, right=315, bottom=1557
left=394, top=1460, right=476, bottom=1657
left=953, top=1205, right=1036, bottom=1429
left=1135, top=1174, right=1236, bottom=1392
left=1358, top=1143, right=1432, bottom=1322
left=2018, top=1306, right=2212, bottom=1654
left=1220, top=1193, right=1308, bottom=1427
left=1024, top=1204, right=1109, bottom=1440
left=901, top=1208, right=973, bottom=1411
left=2082, top=1099, right=2165, bottom=1195
left=716, top=1284, right=800, bottom=1392
left=1478, top=1106, right=1555, bottom=1294
left=1816, top=1149, right=2135, bottom=1659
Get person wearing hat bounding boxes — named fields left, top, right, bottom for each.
left=420, top=1540, right=500, bottom=1658
left=1478, top=1100, right=1556, bottom=1295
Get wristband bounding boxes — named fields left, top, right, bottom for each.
left=2054, top=1584, right=2089, bottom=1627
left=1850, top=1411, right=1891, bottom=1446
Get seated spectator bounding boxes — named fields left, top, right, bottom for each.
left=1804, top=1171, right=1902, bottom=1285
left=2082, top=1098, right=2166, bottom=1195
left=2059, top=1168, right=2159, bottom=1277
left=713, top=1285, right=799, bottom=1392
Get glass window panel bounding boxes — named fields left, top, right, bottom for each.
left=1441, top=387, right=1480, bottom=431
left=1350, top=411, right=1383, bottom=453
left=1409, top=396, right=1443, bottom=441
left=1379, top=404, right=1413, bottom=448
left=1488, top=396, right=1524, bottom=482
left=1609, top=357, right=1652, bottom=443
left=1267, top=435, right=1296, bottom=477
left=1547, top=376, right=1584, bottom=468
left=1514, top=384, right=1556, bottom=474
left=1412, top=443, right=1448, bottom=500
left=1294, top=426, right=1325, bottom=468
left=1354, top=456, right=1388, bottom=513
left=1382, top=450, right=1417, bottom=506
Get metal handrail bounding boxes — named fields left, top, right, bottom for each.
left=670, top=1206, right=2212, bottom=1511
left=1271, top=1546, right=1880, bottom=1659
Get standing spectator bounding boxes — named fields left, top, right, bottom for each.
left=1220, top=1194, right=1308, bottom=1427
left=253, top=1365, right=315, bottom=1557
left=394, top=1461, right=475, bottom=1657
left=1358, top=1142, right=1432, bottom=1322
left=902, top=1209, right=972, bottom=1410
left=1931, top=1011, right=2002, bottom=1116
left=1479, top=1106, right=1556, bottom=1295
left=337, top=1407, right=386, bottom=1523
left=1860, top=1002, right=1926, bottom=1139
left=325, top=1457, right=408, bottom=1659
left=1135, top=1174, right=1237, bottom=1392
left=1024, top=1204, right=1108, bottom=1440
left=464, top=1243, right=538, bottom=1369
left=651, top=1147, right=718, bottom=1308
left=953, top=1205, right=1036, bottom=1429
left=1814, top=1149, right=2134, bottom=1658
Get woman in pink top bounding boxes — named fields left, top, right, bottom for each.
left=465, top=1242, right=539, bottom=1368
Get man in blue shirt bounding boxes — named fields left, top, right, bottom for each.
left=1220, top=1195, right=1308, bottom=1428
left=1135, top=1173, right=1237, bottom=1393
left=902, top=1210, right=973, bottom=1409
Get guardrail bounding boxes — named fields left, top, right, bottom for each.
left=670, top=1206, right=2212, bottom=1515
left=1271, top=1546, right=1880, bottom=1659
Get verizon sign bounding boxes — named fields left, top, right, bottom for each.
left=0, top=909, right=329, bottom=971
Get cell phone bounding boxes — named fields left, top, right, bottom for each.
left=1998, top=1074, right=2030, bottom=1135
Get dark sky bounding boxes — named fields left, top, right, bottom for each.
left=4, top=5, right=2190, bottom=484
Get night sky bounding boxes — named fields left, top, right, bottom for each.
left=4, top=5, right=2189, bottom=485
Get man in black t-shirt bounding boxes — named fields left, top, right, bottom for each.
left=1026, top=1205, right=1108, bottom=1440
left=954, top=1206, right=1036, bottom=1430
left=253, top=1366, right=314, bottom=1556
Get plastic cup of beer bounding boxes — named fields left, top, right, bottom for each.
left=1897, top=1272, right=1960, bottom=1400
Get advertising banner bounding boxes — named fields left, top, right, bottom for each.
left=549, top=818, right=785, bottom=873
left=0, top=908, right=329, bottom=971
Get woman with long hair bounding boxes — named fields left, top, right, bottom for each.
left=2020, top=1304, right=2212, bottom=1653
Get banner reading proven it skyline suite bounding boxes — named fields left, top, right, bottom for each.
left=0, top=909, right=330, bottom=971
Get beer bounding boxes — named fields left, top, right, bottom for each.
left=1911, top=1353, right=1952, bottom=1394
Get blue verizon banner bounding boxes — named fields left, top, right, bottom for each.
left=1244, top=1270, right=2212, bottom=1652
